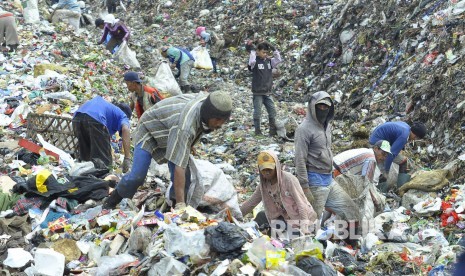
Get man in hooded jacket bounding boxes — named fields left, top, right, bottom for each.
left=294, top=91, right=359, bottom=224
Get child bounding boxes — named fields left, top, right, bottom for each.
left=248, top=41, right=282, bottom=136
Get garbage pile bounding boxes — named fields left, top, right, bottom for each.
left=1, top=0, right=465, bottom=275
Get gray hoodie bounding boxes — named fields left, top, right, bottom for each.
left=294, top=91, right=335, bottom=188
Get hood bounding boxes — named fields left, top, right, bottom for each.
left=258, top=150, right=283, bottom=188
left=307, top=91, right=334, bottom=127
left=196, top=26, right=206, bottom=36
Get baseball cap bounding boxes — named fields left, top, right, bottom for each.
left=316, top=97, right=332, bottom=106
left=257, top=152, right=276, bottom=171
left=375, top=140, right=392, bottom=154
left=123, top=71, right=142, bottom=83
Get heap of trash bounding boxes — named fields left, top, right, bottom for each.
left=1, top=0, right=465, bottom=275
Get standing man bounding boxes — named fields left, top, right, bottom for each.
left=247, top=41, right=282, bottom=136
left=103, top=91, right=232, bottom=210
left=294, top=91, right=359, bottom=222
left=72, top=96, right=132, bottom=172
left=96, top=14, right=130, bottom=54
left=51, top=0, right=82, bottom=31
left=333, top=140, right=392, bottom=184
left=0, top=9, right=19, bottom=52
left=195, top=26, right=225, bottom=74
left=124, top=71, right=164, bottom=119
left=368, top=121, right=426, bottom=184
left=160, top=46, right=195, bottom=93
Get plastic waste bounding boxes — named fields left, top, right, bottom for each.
left=23, top=0, right=40, bottom=24
left=95, top=254, right=136, bottom=276
left=34, top=248, right=66, bottom=276
left=3, top=248, right=33, bottom=268
left=191, top=46, right=214, bottom=70
left=163, top=224, right=209, bottom=263
left=246, top=236, right=276, bottom=269
left=147, top=61, right=182, bottom=96
left=296, top=256, right=338, bottom=276
left=114, top=41, right=141, bottom=69
left=148, top=256, right=188, bottom=276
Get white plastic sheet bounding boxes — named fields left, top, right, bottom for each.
left=114, top=41, right=141, bottom=69
left=191, top=46, right=214, bottom=70
left=3, top=248, right=33, bottom=268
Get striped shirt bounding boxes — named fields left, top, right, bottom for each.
left=333, top=148, right=379, bottom=183
left=134, top=94, right=208, bottom=168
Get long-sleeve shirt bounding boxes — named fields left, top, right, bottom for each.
left=134, top=94, right=208, bottom=168
left=369, top=121, right=410, bottom=172
left=240, top=151, right=316, bottom=229
left=248, top=50, right=282, bottom=70
left=166, top=47, right=191, bottom=66
left=333, top=148, right=380, bottom=183
left=98, top=22, right=130, bottom=44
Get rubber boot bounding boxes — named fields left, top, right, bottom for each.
left=103, top=189, right=123, bottom=210
left=269, top=117, right=277, bottom=137
left=254, top=119, right=262, bottom=135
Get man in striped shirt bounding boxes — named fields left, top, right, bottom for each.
left=333, top=140, right=392, bottom=183
left=103, top=91, right=232, bottom=210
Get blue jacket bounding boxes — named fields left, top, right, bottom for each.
left=75, top=96, right=129, bottom=136
left=369, top=121, right=410, bottom=172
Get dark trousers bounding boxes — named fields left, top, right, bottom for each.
left=211, top=57, right=217, bottom=73
left=168, top=161, right=191, bottom=205
left=72, top=113, right=112, bottom=168
left=107, top=0, right=117, bottom=13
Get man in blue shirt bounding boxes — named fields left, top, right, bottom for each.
left=369, top=121, right=426, bottom=177
left=72, top=96, right=132, bottom=172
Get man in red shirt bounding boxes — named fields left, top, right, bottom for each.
left=124, top=71, right=164, bottom=119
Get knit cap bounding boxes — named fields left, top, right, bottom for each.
left=200, top=91, right=232, bottom=122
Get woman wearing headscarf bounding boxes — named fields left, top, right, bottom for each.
left=95, top=14, right=130, bottom=53
left=240, top=151, right=317, bottom=237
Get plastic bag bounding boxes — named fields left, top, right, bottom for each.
left=296, top=256, right=338, bottom=276
left=95, top=254, right=136, bottom=276
left=163, top=224, right=209, bottom=263
left=114, top=41, right=141, bottom=69
left=147, top=62, right=182, bottom=96
left=204, top=222, right=250, bottom=260
left=191, top=46, right=213, bottom=70
left=34, top=248, right=65, bottom=276
left=148, top=256, right=188, bottom=276
left=188, top=156, right=243, bottom=219
left=23, top=0, right=40, bottom=24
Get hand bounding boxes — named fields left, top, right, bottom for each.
left=190, top=146, right=197, bottom=156
left=245, top=40, right=256, bottom=52
left=174, top=202, right=187, bottom=211
left=122, top=157, right=132, bottom=173
left=303, top=187, right=314, bottom=206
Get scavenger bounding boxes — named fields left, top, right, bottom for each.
left=103, top=91, right=232, bottom=210
left=123, top=71, right=164, bottom=119
left=240, top=151, right=317, bottom=236
left=72, top=96, right=132, bottom=172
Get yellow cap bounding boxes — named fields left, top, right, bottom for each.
left=257, top=152, right=276, bottom=171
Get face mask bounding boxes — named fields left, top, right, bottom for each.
left=316, top=108, right=330, bottom=125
